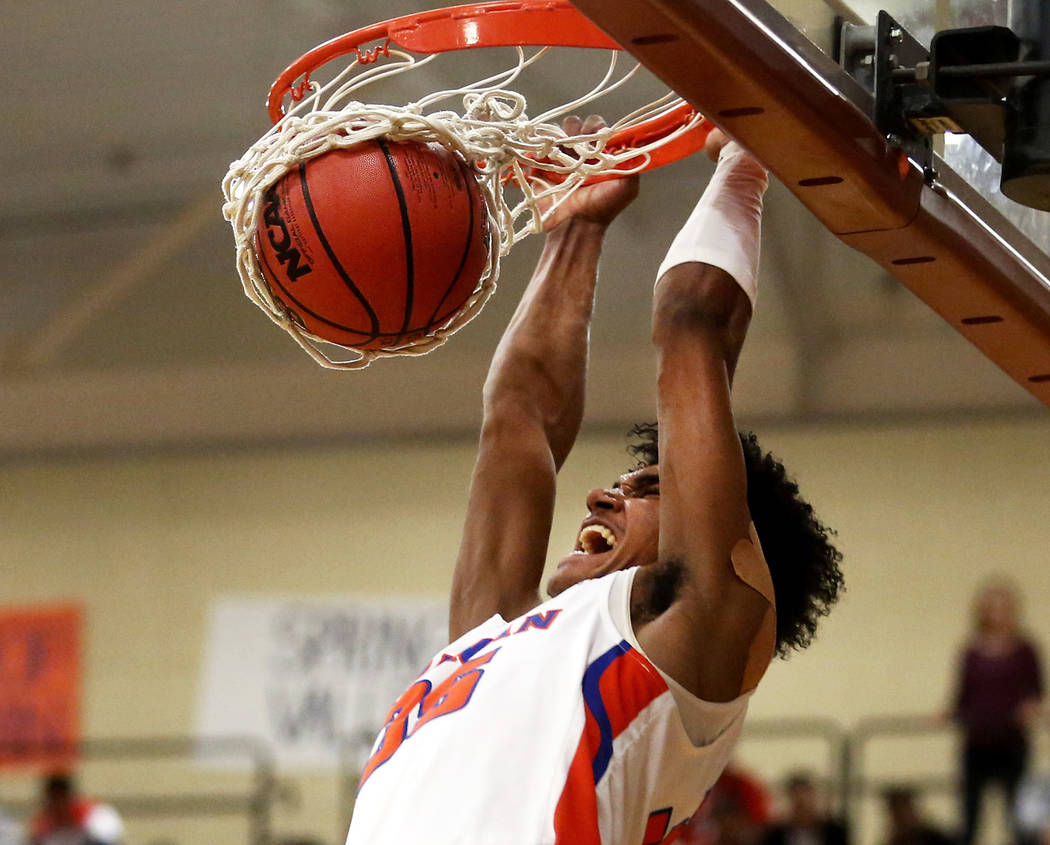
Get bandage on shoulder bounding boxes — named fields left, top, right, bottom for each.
left=730, top=522, right=777, bottom=693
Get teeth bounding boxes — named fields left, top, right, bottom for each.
left=578, top=525, right=617, bottom=554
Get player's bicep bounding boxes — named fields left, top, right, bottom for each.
left=449, top=413, right=556, bottom=640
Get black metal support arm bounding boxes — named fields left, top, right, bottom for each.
left=891, top=60, right=1050, bottom=82
left=840, top=6, right=1050, bottom=210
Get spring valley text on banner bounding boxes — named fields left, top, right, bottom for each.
left=197, top=597, right=448, bottom=768
left=0, top=604, right=82, bottom=769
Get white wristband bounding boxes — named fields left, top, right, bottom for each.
left=656, top=141, right=769, bottom=309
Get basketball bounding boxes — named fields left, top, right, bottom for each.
left=254, top=139, right=489, bottom=350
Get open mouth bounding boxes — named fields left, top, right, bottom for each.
left=576, top=524, right=618, bottom=554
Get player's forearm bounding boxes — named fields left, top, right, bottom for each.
left=651, top=140, right=767, bottom=380
left=481, top=217, right=606, bottom=468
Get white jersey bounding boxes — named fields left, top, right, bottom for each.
left=346, top=567, right=751, bottom=845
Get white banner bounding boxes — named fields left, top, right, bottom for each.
left=197, top=597, right=448, bottom=768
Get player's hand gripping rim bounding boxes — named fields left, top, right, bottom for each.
left=539, top=115, right=640, bottom=232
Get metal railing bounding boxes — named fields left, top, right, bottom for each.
left=0, top=736, right=276, bottom=845
left=848, top=715, right=960, bottom=809
left=741, top=717, right=852, bottom=817
left=3, top=718, right=1043, bottom=845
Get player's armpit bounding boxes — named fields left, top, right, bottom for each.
left=638, top=529, right=777, bottom=697
left=633, top=544, right=774, bottom=702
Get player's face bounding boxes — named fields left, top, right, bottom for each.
left=547, top=464, right=660, bottom=596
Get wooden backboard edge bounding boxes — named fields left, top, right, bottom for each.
left=570, top=0, right=1050, bottom=408
left=569, top=0, right=926, bottom=234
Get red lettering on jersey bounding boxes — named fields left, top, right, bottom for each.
left=412, top=649, right=498, bottom=734
left=660, top=821, right=691, bottom=844
left=642, top=806, right=701, bottom=843
left=437, top=614, right=560, bottom=673
left=360, top=608, right=563, bottom=789
left=642, top=807, right=697, bottom=845
left=359, top=679, right=430, bottom=787
left=516, top=609, right=562, bottom=633
left=359, top=649, right=501, bottom=789
left=643, top=808, right=672, bottom=845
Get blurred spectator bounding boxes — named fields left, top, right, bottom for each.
left=28, top=773, right=124, bottom=845
left=882, top=787, right=953, bottom=845
left=763, top=771, right=848, bottom=845
left=951, top=580, right=1044, bottom=845
left=681, top=763, right=772, bottom=845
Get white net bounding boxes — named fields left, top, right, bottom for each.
left=222, top=43, right=702, bottom=368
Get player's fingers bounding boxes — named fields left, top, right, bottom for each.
left=580, top=114, right=607, bottom=134
left=704, top=127, right=731, bottom=162
left=562, top=115, right=583, bottom=136
left=615, top=172, right=641, bottom=204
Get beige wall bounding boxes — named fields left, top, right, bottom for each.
left=3, top=416, right=1049, bottom=843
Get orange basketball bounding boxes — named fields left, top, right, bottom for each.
left=254, top=140, right=489, bottom=350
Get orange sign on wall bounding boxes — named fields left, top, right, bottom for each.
left=0, top=604, right=82, bottom=769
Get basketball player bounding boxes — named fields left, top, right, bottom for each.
left=346, top=121, right=844, bottom=845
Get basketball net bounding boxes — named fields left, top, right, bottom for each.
left=223, top=42, right=705, bottom=368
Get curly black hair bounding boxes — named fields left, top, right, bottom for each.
left=627, top=422, right=843, bottom=657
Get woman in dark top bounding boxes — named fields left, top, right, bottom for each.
left=952, top=581, right=1044, bottom=845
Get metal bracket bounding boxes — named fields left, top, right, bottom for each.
left=840, top=12, right=934, bottom=174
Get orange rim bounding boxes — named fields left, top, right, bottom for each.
left=266, top=0, right=707, bottom=174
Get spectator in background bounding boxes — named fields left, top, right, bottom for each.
left=28, top=773, right=124, bottom=845
left=882, top=787, right=953, bottom=845
left=951, top=580, right=1044, bottom=845
left=763, top=771, right=848, bottom=845
left=681, top=763, right=772, bottom=845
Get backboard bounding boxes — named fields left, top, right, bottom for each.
left=570, top=0, right=1050, bottom=409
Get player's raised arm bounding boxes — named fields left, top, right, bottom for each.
left=633, top=132, right=775, bottom=702
left=448, top=117, right=639, bottom=640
